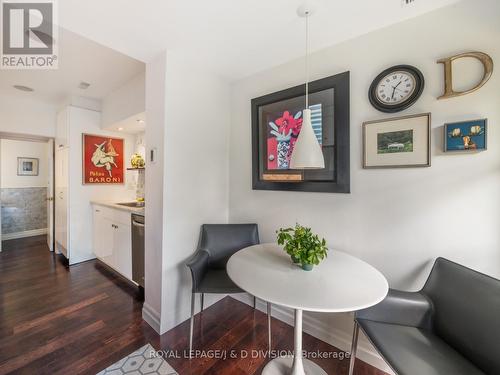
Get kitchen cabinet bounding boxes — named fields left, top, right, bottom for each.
left=92, top=204, right=133, bottom=282
left=92, top=207, right=113, bottom=261
left=114, top=222, right=132, bottom=280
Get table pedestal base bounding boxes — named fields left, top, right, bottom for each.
left=262, top=357, right=327, bottom=375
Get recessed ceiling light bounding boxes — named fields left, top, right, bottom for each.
left=118, top=127, right=124, bottom=131
left=78, top=81, right=91, bottom=89
left=137, top=119, right=145, bottom=124
left=13, top=85, right=34, bottom=92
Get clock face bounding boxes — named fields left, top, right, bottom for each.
left=375, top=71, right=416, bottom=105
left=368, top=65, right=425, bottom=113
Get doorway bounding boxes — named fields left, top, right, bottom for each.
left=0, top=133, right=55, bottom=253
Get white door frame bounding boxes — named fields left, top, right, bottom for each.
left=46, top=139, right=55, bottom=251
left=0, top=132, right=55, bottom=250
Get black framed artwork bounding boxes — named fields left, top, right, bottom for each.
left=251, top=71, right=350, bottom=193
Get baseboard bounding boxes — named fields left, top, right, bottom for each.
left=95, top=259, right=140, bottom=289
left=1, top=228, right=47, bottom=241
left=143, top=302, right=161, bottom=334
left=69, top=253, right=96, bottom=265
left=231, top=294, right=393, bottom=374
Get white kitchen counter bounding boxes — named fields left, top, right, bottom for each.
left=91, top=200, right=145, bottom=216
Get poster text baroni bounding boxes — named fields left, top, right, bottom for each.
left=88, top=170, right=122, bottom=183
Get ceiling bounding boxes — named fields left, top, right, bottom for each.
left=104, top=112, right=146, bottom=134
left=0, top=28, right=145, bottom=105
left=57, top=0, right=461, bottom=81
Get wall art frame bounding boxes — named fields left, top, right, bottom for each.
left=17, top=157, right=39, bottom=176
left=363, top=113, right=431, bottom=169
left=251, top=71, right=350, bottom=193
left=444, top=118, right=487, bottom=152
left=82, top=134, right=124, bottom=184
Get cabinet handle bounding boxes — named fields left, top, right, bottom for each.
left=95, top=209, right=100, bottom=212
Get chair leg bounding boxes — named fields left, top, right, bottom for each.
left=253, top=295, right=257, bottom=309
left=189, top=292, right=195, bottom=358
left=348, top=321, right=360, bottom=375
left=267, top=302, right=272, bottom=352
left=201, top=293, right=204, bottom=312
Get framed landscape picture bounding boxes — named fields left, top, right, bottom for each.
left=82, top=134, right=124, bottom=184
left=251, top=72, right=350, bottom=193
left=444, top=119, right=487, bottom=152
left=17, top=157, right=39, bottom=176
left=363, top=113, right=431, bottom=168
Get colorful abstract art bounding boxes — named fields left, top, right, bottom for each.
left=251, top=71, right=351, bottom=193
left=266, top=104, right=322, bottom=170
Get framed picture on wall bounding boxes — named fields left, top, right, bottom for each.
left=251, top=71, right=350, bottom=193
left=363, top=113, right=431, bottom=168
left=82, top=134, right=124, bottom=184
left=444, top=119, right=487, bottom=152
left=17, top=157, right=39, bottom=176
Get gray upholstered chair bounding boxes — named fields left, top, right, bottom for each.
left=186, top=224, right=272, bottom=355
left=349, top=257, right=500, bottom=375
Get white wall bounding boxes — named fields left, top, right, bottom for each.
left=0, top=89, right=57, bottom=138
left=143, top=52, right=167, bottom=333
left=143, top=51, right=231, bottom=334
left=101, top=72, right=145, bottom=128
left=0, top=139, right=48, bottom=188
left=161, top=53, right=230, bottom=331
left=229, top=0, right=500, bottom=371
left=135, top=131, right=146, bottom=158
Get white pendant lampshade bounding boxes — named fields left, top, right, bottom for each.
left=290, top=5, right=325, bottom=169
left=290, top=109, right=325, bottom=169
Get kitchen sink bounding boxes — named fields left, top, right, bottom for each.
left=117, top=202, right=145, bottom=208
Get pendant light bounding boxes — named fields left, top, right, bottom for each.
left=290, top=4, right=325, bottom=169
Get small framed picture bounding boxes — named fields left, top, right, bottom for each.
left=17, top=157, right=39, bottom=176
left=363, top=113, right=431, bottom=168
left=444, top=119, right=487, bottom=152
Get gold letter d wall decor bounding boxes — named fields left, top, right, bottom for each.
left=437, top=51, right=493, bottom=100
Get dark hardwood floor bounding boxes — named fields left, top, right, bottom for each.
left=0, top=235, right=387, bottom=375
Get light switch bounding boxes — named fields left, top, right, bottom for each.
left=149, top=147, right=157, bottom=164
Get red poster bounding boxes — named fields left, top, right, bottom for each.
left=82, top=134, right=124, bottom=184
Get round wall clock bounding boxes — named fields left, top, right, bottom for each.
left=368, top=65, right=425, bottom=113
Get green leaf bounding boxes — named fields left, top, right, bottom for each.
left=276, top=224, right=329, bottom=267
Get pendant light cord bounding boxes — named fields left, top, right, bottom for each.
left=305, top=11, right=309, bottom=109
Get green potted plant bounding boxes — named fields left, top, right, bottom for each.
left=276, top=224, right=328, bottom=271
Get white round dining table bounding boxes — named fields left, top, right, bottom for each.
left=227, top=243, right=388, bottom=375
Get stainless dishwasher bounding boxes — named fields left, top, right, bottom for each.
left=131, top=214, right=145, bottom=288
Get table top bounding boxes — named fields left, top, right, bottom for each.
left=227, top=243, right=388, bottom=313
